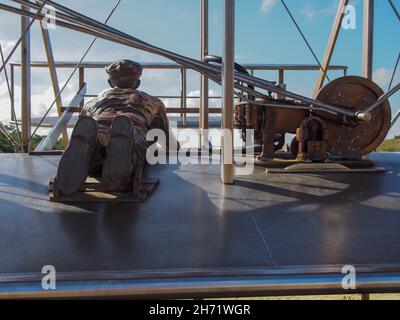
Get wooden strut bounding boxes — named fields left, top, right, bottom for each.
left=313, top=0, right=350, bottom=97
left=40, top=24, right=70, bottom=146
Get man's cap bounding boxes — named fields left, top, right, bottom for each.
left=106, top=60, right=143, bottom=82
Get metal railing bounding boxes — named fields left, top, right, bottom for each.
left=9, top=60, right=348, bottom=129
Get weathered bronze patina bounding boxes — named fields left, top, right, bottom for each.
left=55, top=60, right=173, bottom=200
left=236, top=76, right=391, bottom=162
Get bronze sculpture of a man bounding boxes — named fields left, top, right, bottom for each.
left=56, top=60, right=174, bottom=198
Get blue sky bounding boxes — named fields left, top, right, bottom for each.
left=0, top=0, right=399, bottom=136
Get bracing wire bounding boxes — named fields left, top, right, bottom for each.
left=28, top=0, right=123, bottom=144
left=1, top=0, right=394, bottom=118
left=279, top=0, right=330, bottom=82
left=388, top=0, right=400, bottom=21
left=386, top=1, right=399, bottom=91
left=0, top=123, right=18, bottom=146
left=0, top=43, right=21, bottom=148
left=0, top=0, right=49, bottom=75
left=389, top=53, right=400, bottom=91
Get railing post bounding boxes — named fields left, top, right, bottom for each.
left=21, top=4, right=31, bottom=153
left=79, top=67, right=85, bottom=108
left=278, top=69, right=286, bottom=99
left=180, top=68, right=187, bottom=126
left=10, top=64, right=15, bottom=121
left=221, top=0, right=235, bottom=185
left=200, top=0, right=209, bottom=147
left=273, top=69, right=286, bottom=100
left=279, top=69, right=284, bottom=85
left=363, top=0, right=374, bottom=79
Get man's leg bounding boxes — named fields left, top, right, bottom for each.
left=131, top=130, right=147, bottom=199
left=88, top=122, right=110, bottom=175
left=102, top=115, right=135, bottom=192
left=56, top=116, right=97, bottom=196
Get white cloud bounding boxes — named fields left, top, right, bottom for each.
left=187, top=89, right=220, bottom=109
left=301, top=8, right=317, bottom=20
left=0, top=80, right=77, bottom=123
left=301, top=2, right=338, bottom=20
left=372, top=67, right=400, bottom=139
left=260, top=0, right=278, bottom=14
left=373, top=68, right=394, bottom=88
left=0, top=40, right=16, bottom=55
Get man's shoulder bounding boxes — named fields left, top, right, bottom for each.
left=135, top=90, right=158, bottom=99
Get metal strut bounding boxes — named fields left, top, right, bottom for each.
left=0, top=42, right=21, bottom=149
left=1, top=0, right=399, bottom=121
left=0, top=0, right=49, bottom=75
left=1, top=0, right=353, bottom=118
left=27, top=0, right=123, bottom=144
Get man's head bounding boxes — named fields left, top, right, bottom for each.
left=106, top=60, right=143, bottom=89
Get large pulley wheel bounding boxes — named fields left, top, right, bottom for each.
left=316, top=76, right=391, bottom=159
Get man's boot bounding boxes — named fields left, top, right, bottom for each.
left=56, top=116, right=97, bottom=196
left=102, top=115, right=135, bottom=192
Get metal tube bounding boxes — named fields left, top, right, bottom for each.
left=2, top=1, right=360, bottom=118
left=180, top=68, right=187, bottom=125
left=36, top=0, right=353, bottom=116
left=21, top=4, right=31, bottom=153
left=363, top=0, right=374, bottom=79
left=221, top=0, right=235, bottom=185
left=10, top=1, right=346, bottom=116
left=365, top=81, right=400, bottom=113
left=235, top=101, right=336, bottom=114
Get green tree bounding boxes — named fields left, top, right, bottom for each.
left=0, top=126, right=64, bottom=153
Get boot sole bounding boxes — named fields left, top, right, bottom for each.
left=56, top=117, right=97, bottom=196
left=102, top=116, right=134, bottom=191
